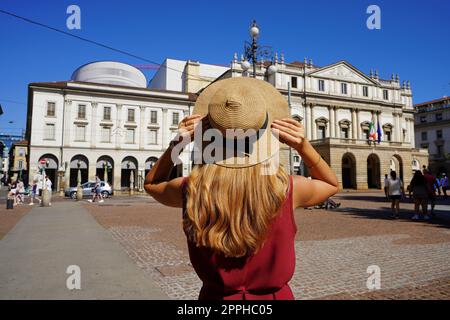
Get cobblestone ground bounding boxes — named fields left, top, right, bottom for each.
left=83, top=192, right=450, bottom=300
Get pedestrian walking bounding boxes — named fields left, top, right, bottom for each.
left=386, top=171, right=403, bottom=219
left=45, top=176, right=52, bottom=206
left=28, top=180, right=41, bottom=205
left=7, top=180, right=18, bottom=206
left=435, top=176, right=441, bottom=196
left=144, top=77, right=339, bottom=300
left=384, top=174, right=389, bottom=200
left=89, top=175, right=104, bottom=203
left=440, top=173, right=449, bottom=199
left=423, top=168, right=437, bottom=216
left=409, top=170, right=430, bottom=220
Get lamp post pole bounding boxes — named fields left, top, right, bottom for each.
left=251, top=22, right=258, bottom=77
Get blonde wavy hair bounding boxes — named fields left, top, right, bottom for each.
left=183, top=158, right=290, bottom=258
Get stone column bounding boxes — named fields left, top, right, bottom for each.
left=162, top=108, right=168, bottom=147
left=356, top=109, right=361, bottom=139
left=393, top=112, right=400, bottom=142
left=351, top=108, right=357, bottom=139
left=311, top=104, right=317, bottom=140
left=409, top=118, right=415, bottom=147
left=329, top=106, right=335, bottom=138
left=139, top=106, right=146, bottom=150
left=90, top=102, right=97, bottom=148
left=305, top=104, right=312, bottom=140
left=113, top=162, right=121, bottom=192
left=334, top=106, right=339, bottom=138
left=63, top=99, right=72, bottom=146
left=115, top=104, right=123, bottom=149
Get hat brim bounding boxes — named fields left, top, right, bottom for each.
left=192, top=78, right=289, bottom=168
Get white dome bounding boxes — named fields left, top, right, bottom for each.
left=71, top=61, right=147, bottom=88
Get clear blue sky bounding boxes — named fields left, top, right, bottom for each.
left=1, top=0, right=449, bottom=135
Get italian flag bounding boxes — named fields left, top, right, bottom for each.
left=369, top=121, right=377, bottom=141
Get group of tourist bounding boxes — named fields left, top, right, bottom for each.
left=7, top=176, right=53, bottom=206
left=384, top=167, right=448, bottom=220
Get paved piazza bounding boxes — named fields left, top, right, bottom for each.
left=82, top=191, right=450, bottom=300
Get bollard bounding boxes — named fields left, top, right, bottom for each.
left=76, top=185, right=83, bottom=201
left=41, top=189, right=51, bottom=207
left=6, top=198, right=14, bottom=209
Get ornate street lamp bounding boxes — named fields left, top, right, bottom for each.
left=243, top=20, right=275, bottom=78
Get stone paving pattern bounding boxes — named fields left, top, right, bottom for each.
left=84, top=192, right=450, bottom=300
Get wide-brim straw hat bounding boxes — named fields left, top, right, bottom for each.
left=193, top=77, right=289, bottom=168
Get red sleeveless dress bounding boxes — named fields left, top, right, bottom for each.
left=181, top=176, right=297, bottom=300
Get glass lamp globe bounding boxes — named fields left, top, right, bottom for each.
left=267, top=64, right=277, bottom=75
left=249, top=25, right=259, bottom=39
left=241, top=60, right=251, bottom=71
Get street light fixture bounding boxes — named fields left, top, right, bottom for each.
left=243, top=20, right=275, bottom=78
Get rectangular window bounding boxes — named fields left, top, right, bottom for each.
left=172, top=113, right=180, bottom=126
left=383, top=90, right=389, bottom=100
left=363, top=129, right=370, bottom=140
left=420, top=116, right=427, bottom=123
left=437, top=145, right=443, bottom=156
left=44, top=123, right=55, bottom=140
left=47, top=102, right=55, bottom=116
left=18, top=148, right=25, bottom=157
left=341, top=83, right=347, bottom=94
left=293, top=156, right=300, bottom=162
left=78, top=104, right=86, bottom=119
left=291, top=77, right=298, bottom=89
left=101, top=127, right=111, bottom=143
left=18, top=160, right=24, bottom=170
left=317, top=126, right=326, bottom=139
left=103, top=106, right=111, bottom=121
left=148, top=129, right=158, bottom=144
left=150, top=110, right=158, bottom=124
left=362, top=86, right=369, bottom=97
left=421, top=131, right=427, bottom=141
left=127, top=109, right=135, bottom=122
left=436, top=113, right=443, bottom=121
left=437, top=129, right=443, bottom=139
left=340, top=127, right=349, bottom=139
left=75, top=125, right=86, bottom=141
left=385, top=131, right=392, bottom=142
left=126, top=128, right=135, bottom=144
left=318, top=80, right=325, bottom=92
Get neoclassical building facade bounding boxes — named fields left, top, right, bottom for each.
left=26, top=58, right=429, bottom=192
left=26, top=62, right=194, bottom=193
left=230, top=55, right=428, bottom=188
